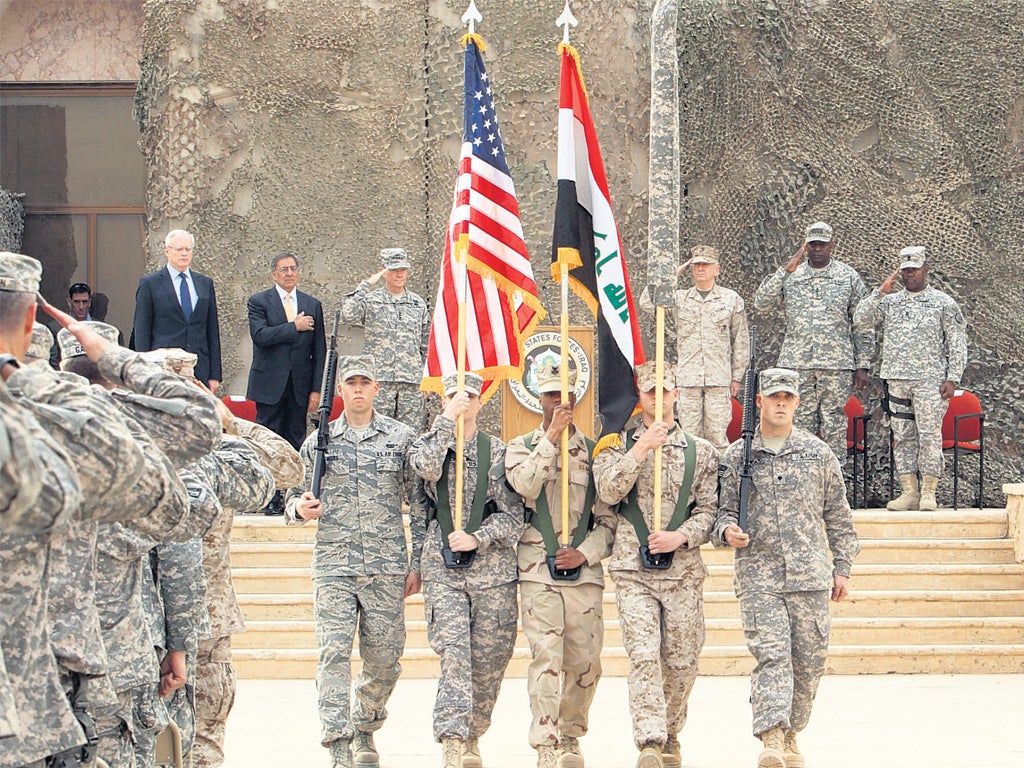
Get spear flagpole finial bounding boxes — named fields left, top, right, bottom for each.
left=462, top=0, right=483, bottom=35
left=557, top=0, right=578, bottom=45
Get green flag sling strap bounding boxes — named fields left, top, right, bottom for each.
left=522, top=432, right=597, bottom=557
left=432, top=431, right=492, bottom=538
left=617, top=427, right=697, bottom=540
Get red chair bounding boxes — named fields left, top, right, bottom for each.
left=941, top=390, right=984, bottom=510
left=845, top=396, right=871, bottom=509
left=726, top=396, right=744, bottom=444
left=329, top=396, right=344, bottom=420
left=221, top=395, right=257, bottom=421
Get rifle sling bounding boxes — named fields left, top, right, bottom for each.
left=522, top=433, right=596, bottom=558
left=618, top=427, right=697, bottom=541
left=432, top=431, right=492, bottom=538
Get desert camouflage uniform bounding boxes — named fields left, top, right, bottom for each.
left=341, top=284, right=430, bottom=429
left=753, top=259, right=872, bottom=459
left=854, top=285, right=968, bottom=476
left=714, top=426, right=860, bottom=736
left=505, top=427, right=615, bottom=749
left=408, top=416, right=523, bottom=742
left=285, top=411, right=416, bottom=749
left=592, top=425, right=719, bottom=750
left=640, top=284, right=749, bottom=449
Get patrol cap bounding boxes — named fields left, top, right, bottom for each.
left=443, top=372, right=483, bottom=397
left=142, top=347, right=198, bottom=378
left=759, top=368, right=800, bottom=397
left=898, top=246, right=927, bottom=271
left=57, top=321, right=120, bottom=359
left=380, top=248, right=412, bottom=271
left=536, top=363, right=577, bottom=395
left=804, top=221, right=833, bottom=243
left=689, top=245, right=720, bottom=264
left=634, top=361, right=678, bottom=393
left=338, top=354, right=376, bottom=381
left=25, top=322, right=54, bottom=362
left=0, top=252, right=42, bottom=293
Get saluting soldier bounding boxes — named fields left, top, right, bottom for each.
left=409, top=373, right=523, bottom=768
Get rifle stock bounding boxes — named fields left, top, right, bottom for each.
left=310, top=310, right=341, bottom=499
left=737, top=326, right=758, bottom=531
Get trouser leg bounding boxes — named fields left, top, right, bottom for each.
left=351, top=575, right=406, bottom=733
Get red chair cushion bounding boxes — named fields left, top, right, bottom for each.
left=726, top=396, right=743, bottom=444
left=845, top=396, right=866, bottom=449
left=941, top=391, right=982, bottom=445
left=221, top=396, right=257, bottom=421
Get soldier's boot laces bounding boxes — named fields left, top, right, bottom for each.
left=462, top=736, right=483, bottom=768
left=886, top=473, right=920, bottom=511
left=353, top=731, right=379, bottom=767
left=329, top=739, right=353, bottom=768
left=662, top=734, right=681, bottom=768
left=636, top=743, right=665, bottom=768
left=757, top=727, right=786, bottom=768
left=537, top=745, right=559, bottom=768
left=441, top=737, right=463, bottom=768
left=918, top=475, right=940, bottom=511
left=558, top=735, right=584, bottom=768
left=783, top=730, right=805, bottom=768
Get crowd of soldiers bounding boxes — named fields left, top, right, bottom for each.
left=1, top=218, right=969, bottom=768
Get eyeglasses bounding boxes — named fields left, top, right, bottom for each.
left=276, top=266, right=299, bottom=273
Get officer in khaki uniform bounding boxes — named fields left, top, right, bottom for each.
left=505, top=365, right=615, bottom=768
left=592, top=362, right=720, bottom=768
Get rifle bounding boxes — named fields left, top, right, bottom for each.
left=737, top=326, right=758, bottom=531
left=310, top=310, right=341, bottom=499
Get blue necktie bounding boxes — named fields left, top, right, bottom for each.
left=179, top=273, right=193, bottom=321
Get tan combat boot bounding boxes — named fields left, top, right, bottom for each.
left=558, top=736, right=584, bottom=768
left=662, top=735, right=681, bottom=768
left=757, top=727, right=786, bottom=768
left=636, top=743, right=664, bottom=768
left=919, top=475, right=940, bottom=511
left=352, top=731, right=378, bottom=767
left=441, top=737, right=463, bottom=768
left=329, top=739, right=353, bottom=768
left=886, top=473, right=920, bottom=511
left=462, top=737, right=482, bottom=768
left=783, top=730, right=805, bottom=768
left=537, top=745, right=559, bottom=768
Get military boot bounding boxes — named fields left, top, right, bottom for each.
left=558, top=735, right=584, bottom=768
left=919, top=475, right=940, bottom=511
left=441, top=737, right=463, bottom=768
left=329, top=739, right=353, bottom=768
left=757, top=727, right=786, bottom=768
left=352, top=731, right=378, bottom=767
left=662, top=734, right=681, bottom=768
left=537, top=745, right=559, bottom=768
left=886, top=473, right=920, bottom=511
left=462, top=737, right=482, bottom=768
left=783, top=730, right=805, bottom=768
left=636, top=744, right=664, bottom=768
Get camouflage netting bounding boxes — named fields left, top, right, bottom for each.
left=137, top=0, right=1023, bottom=505
left=0, top=188, right=25, bottom=252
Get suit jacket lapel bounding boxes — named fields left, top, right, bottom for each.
left=159, top=269, right=188, bottom=321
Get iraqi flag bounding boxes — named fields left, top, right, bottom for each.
left=552, top=42, right=645, bottom=452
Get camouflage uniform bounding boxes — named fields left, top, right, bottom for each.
left=592, top=425, right=719, bottom=750
left=285, top=411, right=416, bottom=749
left=753, top=259, right=872, bottom=459
left=714, top=426, right=860, bottom=736
left=408, top=415, right=523, bottom=743
left=854, top=285, right=968, bottom=477
left=640, top=283, right=749, bottom=450
left=505, top=427, right=615, bottom=750
left=341, top=277, right=429, bottom=431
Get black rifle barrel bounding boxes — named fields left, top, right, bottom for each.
left=310, top=310, right=341, bottom=499
left=737, top=325, right=758, bottom=531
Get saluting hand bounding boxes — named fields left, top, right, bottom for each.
left=366, top=267, right=388, bottom=286
left=40, top=298, right=112, bottom=362
left=676, top=258, right=693, bottom=277
left=879, top=269, right=900, bottom=294
left=784, top=244, right=806, bottom=273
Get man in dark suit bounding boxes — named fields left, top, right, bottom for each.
left=246, top=252, right=327, bottom=451
left=132, top=229, right=223, bottom=392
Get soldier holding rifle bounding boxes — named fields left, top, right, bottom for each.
left=714, top=368, right=860, bottom=768
left=287, top=355, right=418, bottom=768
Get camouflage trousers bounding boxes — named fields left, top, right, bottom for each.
left=374, top=381, right=424, bottom=433
left=612, top=571, right=705, bottom=749
left=794, top=369, right=850, bottom=462
left=423, top=579, right=517, bottom=741
left=191, top=636, right=235, bottom=768
left=313, top=575, right=406, bottom=747
left=520, top=581, right=604, bottom=748
left=887, top=378, right=945, bottom=477
left=739, top=589, right=831, bottom=736
left=96, top=684, right=168, bottom=768
left=675, top=386, right=732, bottom=451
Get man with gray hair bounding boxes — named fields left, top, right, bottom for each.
left=341, top=248, right=430, bottom=430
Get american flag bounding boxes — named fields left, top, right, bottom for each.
left=423, top=33, right=545, bottom=402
